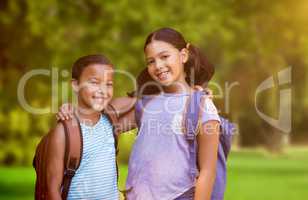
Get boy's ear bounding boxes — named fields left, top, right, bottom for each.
left=71, top=79, right=79, bottom=93
left=180, top=48, right=189, bottom=64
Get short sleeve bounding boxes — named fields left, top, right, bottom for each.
left=200, top=97, right=221, bottom=124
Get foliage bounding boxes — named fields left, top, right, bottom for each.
left=0, top=0, right=307, bottom=165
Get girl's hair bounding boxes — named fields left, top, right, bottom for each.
left=137, top=27, right=214, bottom=95
left=72, top=54, right=112, bottom=81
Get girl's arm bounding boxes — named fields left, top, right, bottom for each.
left=194, top=120, right=220, bottom=200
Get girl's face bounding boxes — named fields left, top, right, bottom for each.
left=145, top=40, right=189, bottom=87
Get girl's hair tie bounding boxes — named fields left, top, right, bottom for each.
left=186, top=43, right=191, bottom=49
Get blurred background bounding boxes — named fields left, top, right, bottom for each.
left=0, top=0, right=307, bottom=199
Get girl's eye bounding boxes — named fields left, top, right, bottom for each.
left=147, top=60, right=155, bottom=65
left=161, top=55, right=169, bottom=59
left=107, top=83, right=113, bottom=87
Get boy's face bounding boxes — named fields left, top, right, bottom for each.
left=72, top=64, right=114, bottom=112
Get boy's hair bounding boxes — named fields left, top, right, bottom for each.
left=139, top=27, right=214, bottom=95
left=72, top=54, right=112, bottom=80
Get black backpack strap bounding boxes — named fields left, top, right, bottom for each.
left=104, top=104, right=120, bottom=153
left=103, top=104, right=122, bottom=183
left=61, top=115, right=82, bottom=200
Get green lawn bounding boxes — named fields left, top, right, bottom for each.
left=224, top=147, right=308, bottom=200
left=0, top=147, right=307, bottom=200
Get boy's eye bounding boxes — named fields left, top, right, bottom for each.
left=89, top=80, right=99, bottom=85
left=107, top=83, right=113, bottom=87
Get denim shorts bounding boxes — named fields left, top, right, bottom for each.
left=174, top=187, right=195, bottom=200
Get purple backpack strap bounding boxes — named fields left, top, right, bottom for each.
left=185, top=91, right=235, bottom=200
left=211, top=116, right=234, bottom=200
left=219, top=117, right=234, bottom=160
left=185, top=91, right=203, bottom=180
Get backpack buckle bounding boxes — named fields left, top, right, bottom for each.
left=186, top=133, right=195, bottom=141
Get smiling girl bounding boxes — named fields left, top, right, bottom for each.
left=123, top=28, right=220, bottom=200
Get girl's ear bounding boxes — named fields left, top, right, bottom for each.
left=71, top=79, right=79, bottom=93
left=180, top=48, right=189, bottom=64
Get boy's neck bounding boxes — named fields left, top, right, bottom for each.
left=76, top=107, right=102, bottom=126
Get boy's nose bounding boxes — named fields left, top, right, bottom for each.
left=98, top=91, right=109, bottom=98
left=97, top=85, right=108, bottom=96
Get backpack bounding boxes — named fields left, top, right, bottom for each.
left=134, top=91, right=235, bottom=200
left=32, top=104, right=120, bottom=200
left=185, top=91, right=234, bottom=200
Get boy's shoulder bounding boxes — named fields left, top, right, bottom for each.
left=50, top=121, right=65, bottom=138
left=48, top=117, right=82, bottom=143
left=47, top=122, right=66, bottom=152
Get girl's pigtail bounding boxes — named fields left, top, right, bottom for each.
left=184, top=44, right=214, bottom=87
left=135, top=68, right=161, bottom=96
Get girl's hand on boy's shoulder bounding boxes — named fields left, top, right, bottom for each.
left=56, top=103, right=74, bottom=121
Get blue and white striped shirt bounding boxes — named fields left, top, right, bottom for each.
left=67, top=114, right=119, bottom=200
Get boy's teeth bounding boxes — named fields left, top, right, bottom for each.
left=93, top=97, right=104, bottom=101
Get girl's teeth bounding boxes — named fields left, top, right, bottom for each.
left=158, top=72, right=169, bottom=80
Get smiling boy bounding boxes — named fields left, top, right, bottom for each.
left=46, top=54, right=119, bottom=200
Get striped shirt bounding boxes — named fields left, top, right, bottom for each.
left=67, top=114, right=119, bottom=200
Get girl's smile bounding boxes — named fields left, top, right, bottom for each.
left=156, top=69, right=171, bottom=81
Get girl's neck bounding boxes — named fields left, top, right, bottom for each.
left=162, top=81, right=192, bottom=94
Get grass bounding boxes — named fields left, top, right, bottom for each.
left=224, top=147, right=308, bottom=200
left=0, top=147, right=307, bottom=200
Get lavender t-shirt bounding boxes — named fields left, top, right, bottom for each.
left=126, top=92, right=220, bottom=200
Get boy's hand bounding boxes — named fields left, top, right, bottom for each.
left=56, top=103, right=74, bottom=121
left=193, top=85, right=213, bottom=99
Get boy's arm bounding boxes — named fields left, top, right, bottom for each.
left=109, top=96, right=137, bottom=118
left=194, top=120, right=220, bottom=200
left=116, top=106, right=137, bottom=133
left=46, top=123, right=66, bottom=200
left=109, top=96, right=137, bottom=133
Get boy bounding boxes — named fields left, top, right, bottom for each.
left=46, top=54, right=119, bottom=199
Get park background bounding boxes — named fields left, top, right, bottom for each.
left=0, top=0, right=307, bottom=199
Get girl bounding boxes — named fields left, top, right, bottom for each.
left=58, top=28, right=221, bottom=200
left=124, top=28, right=220, bottom=200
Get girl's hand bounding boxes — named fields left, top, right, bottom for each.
left=193, top=85, right=213, bottom=99
left=56, top=103, right=74, bottom=121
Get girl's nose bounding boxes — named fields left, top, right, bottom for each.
left=154, top=59, right=164, bottom=70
